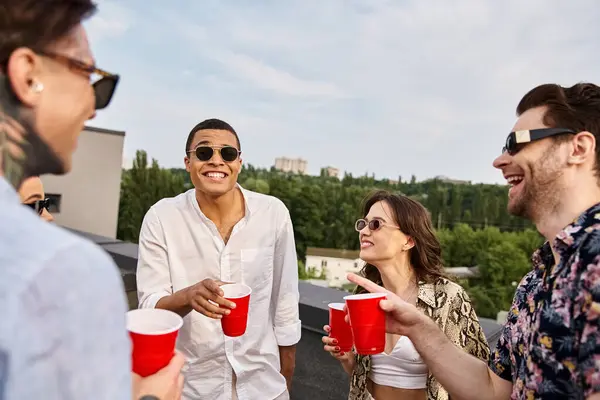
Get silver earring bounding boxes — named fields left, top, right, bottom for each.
left=31, top=81, right=44, bottom=93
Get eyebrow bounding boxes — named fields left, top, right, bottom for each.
left=193, top=140, right=237, bottom=149
left=23, top=194, right=42, bottom=203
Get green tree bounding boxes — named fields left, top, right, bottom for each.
left=117, top=150, right=185, bottom=242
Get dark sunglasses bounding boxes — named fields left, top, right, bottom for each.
left=190, top=146, right=240, bottom=162
left=37, top=51, right=120, bottom=110
left=24, top=198, right=50, bottom=215
left=355, top=218, right=400, bottom=232
left=502, top=128, right=576, bottom=155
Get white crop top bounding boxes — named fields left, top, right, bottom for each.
left=368, top=336, right=428, bottom=389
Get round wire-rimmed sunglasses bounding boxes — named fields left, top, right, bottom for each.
left=355, top=218, right=400, bottom=232
left=189, top=145, right=240, bottom=162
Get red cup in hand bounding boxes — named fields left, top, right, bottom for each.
left=343, top=293, right=387, bottom=355
left=328, top=302, right=353, bottom=352
left=127, top=308, right=183, bottom=377
left=220, top=283, right=252, bottom=337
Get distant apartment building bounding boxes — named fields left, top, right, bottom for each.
left=322, top=166, right=339, bottom=178
left=41, top=126, right=125, bottom=238
left=274, top=157, right=307, bottom=174
left=433, top=175, right=471, bottom=185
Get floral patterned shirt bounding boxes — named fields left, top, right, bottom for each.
left=490, top=202, right=600, bottom=399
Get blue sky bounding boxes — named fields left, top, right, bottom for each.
left=86, top=0, right=600, bottom=184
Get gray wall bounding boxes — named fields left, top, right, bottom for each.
left=42, top=126, right=125, bottom=238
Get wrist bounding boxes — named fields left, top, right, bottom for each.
left=406, top=309, right=433, bottom=340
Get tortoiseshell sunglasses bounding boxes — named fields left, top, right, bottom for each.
left=36, top=51, right=120, bottom=110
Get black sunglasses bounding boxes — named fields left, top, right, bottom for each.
left=190, top=146, right=240, bottom=162
left=24, top=198, right=50, bottom=215
left=502, top=128, right=576, bottom=155
left=37, top=51, right=119, bottom=110
left=355, top=218, right=400, bottom=232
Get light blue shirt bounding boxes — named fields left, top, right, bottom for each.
left=0, top=177, right=131, bottom=399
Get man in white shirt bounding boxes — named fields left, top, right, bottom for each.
left=136, top=118, right=302, bottom=400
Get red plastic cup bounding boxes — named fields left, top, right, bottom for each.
left=343, top=293, right=387, bottom=355
left=127, top=308, right=183, bottom=377
left=328, top=302, right=353, bottom=352
left=220, top=283, right=252, bottom=337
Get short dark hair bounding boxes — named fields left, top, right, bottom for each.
left=185, top=118, right=241, bottom=154
left=0, top=0, right=97, bottom=63
left=516, top=82, right=600, bottom=178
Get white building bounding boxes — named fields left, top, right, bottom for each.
left=274, top=157, right=307, bottom=174
left=322, top=166, right=339, bottom=178
left=41, top=126, right=125, bottom=238
left=305, top=247, right=480, bottom=289
left=305, top=247, right=364, bottom=288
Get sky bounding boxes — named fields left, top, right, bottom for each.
left=85, top=0, right=600, bottom=184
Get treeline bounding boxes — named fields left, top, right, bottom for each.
left=117, top=150, right=542, bottom=318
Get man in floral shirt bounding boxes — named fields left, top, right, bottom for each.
left=347, top=82, right=600, bottom=399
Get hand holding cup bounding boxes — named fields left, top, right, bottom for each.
left=187, top=278, right=236, bottom=319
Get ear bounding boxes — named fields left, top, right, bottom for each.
left=567, top=131, right=596, bottom=167
left=184, top=156, right=191, bottom=172
left=404, top=237, right=415, bottom=251
left=6, top=48, right=43, bottom=108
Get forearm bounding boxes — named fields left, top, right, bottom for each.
left=410, top=317, right=505, bottom=400
left=155, top=287, right=192, bottom=318
left=279, top=345, right=296, bottom=391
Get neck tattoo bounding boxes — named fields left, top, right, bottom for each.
left=0, top=74, right=63, bottom=189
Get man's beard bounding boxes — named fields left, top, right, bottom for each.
left=0, top=74, right=63, bottom=189
left=508, top=155, right=562, bottom=221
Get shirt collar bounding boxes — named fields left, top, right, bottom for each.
left=189, top=183, right=254, bottom=221
left=417, top=281, right=437, bottom=308
left=531, top=201, right=600, bottom=270
left=0, top=176, right=19, bottom=204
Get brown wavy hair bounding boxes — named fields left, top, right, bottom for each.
left=355, top=190, right=448, bottom=294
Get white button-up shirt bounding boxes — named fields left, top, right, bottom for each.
left=136, top=187, right=301, bottom=400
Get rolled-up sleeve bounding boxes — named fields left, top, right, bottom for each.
left=137, top=207, right=172, bottom=309
left=271, top=206, right=301, bottom=346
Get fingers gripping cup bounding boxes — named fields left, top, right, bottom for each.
left=220, top=283, right=252, bottom=337
left=127, top=308, right=183, bottom=377
left=343, top=293, right=387, bottom=355
left=328, top=303, right=353, bottom=352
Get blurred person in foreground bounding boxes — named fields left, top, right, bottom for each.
left=0, top=0, right=183, bottom=399
left=322, top=191, right=489, bottom=400
left=18, top=176, right=53, bottom=222
left=347, top=82, right=600, bottom=400
left=136, top=118, right=301, bottom=400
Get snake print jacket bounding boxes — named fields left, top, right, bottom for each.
left=347, top=278, right=490, bottom=400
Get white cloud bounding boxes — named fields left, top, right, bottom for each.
left=90, top=0, right=600, bottom=183
left=86, top=1, right=134, bottom=41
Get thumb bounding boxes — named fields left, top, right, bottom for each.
left=379, top=299, right=397, bottom=312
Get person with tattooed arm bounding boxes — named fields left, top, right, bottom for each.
left=0, top=0, right=183, bottom=399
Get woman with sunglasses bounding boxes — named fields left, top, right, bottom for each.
left=322, top=191, right=490, bottom=400
left=18, top=176, right=54, bottom=222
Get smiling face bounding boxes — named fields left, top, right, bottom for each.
left=184, top=128, right=242, bottom=197
left=493, top=106, right=567, bottom=220
left=358, top=200, right=414, bottom=264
